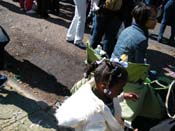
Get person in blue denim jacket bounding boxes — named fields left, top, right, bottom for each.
left=111, top=3, right=157, bottom=63
left=89, top=0, right=124, bottom=58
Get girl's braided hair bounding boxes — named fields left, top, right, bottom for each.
left=85, top=60, right=128, bottom=89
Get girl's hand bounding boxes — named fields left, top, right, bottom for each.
left=123, top=92, right=139, bottom=101
left=115, top=116, right=124, bottom=128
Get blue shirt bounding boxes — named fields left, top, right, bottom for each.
left=111, top=24, right=148, bottom=63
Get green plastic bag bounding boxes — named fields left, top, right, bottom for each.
left=126, top=62, right=150, bottom=83
left=72, top=45, right=169, bottom=122
left=120, top=82, right=165, bottom=121
left=86, top=42, right=102, bottom=64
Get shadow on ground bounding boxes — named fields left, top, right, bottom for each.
left=149, top=33, right=175, bottom=48
left=0, top=88, right=73, bottom=131
left=147, top=49, right=175, bottom=78
left=4, top=51, right=71, bottom=96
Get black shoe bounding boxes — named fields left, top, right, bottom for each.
left=66, top=39, right=74, bottom=44
left=0, top=75, right=7, bottom=89
left=157, top=38, right=162, bottom=43
left=74, top=42, right=86, bottom=50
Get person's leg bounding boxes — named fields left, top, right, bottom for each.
left=54, top=0, right=60, bottom=13
left=123, top=0, right=135, bottom=28
left=157, top=1, right=171, bottom=42
left=0, top=45, right=4, bottom=70
left=66, top=4, right=78, bottom=41
left=73, top=0, right=86, bottom=44
left=37, top=0, right=48, bottom=18
left=90, top=14, right=105, bottom=49
left=169, top=2, right=175, bottom=45
left=0, top=74, right=7, bottom=88
left=169, top=25, right=175, bottom=45
left=86, top=0, right=92, bottom=27
left=103, top=15, right=122, bottom=57
left=36, top=0, right=41, bottom=14
left=19, top=0, right=25, bottom=9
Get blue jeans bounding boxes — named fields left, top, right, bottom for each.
left=158, top=0, right=175, bottom=42
left=90, top=13, right=122, bottom=57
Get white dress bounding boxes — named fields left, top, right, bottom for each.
left=55, top=78, right=124, bottom=131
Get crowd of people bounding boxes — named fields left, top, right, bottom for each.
left=66, top=0, right=174, bottom=57
left=55, top=0, right=175, bottom=131
left=11, top=0, right=175, bottom=51
left=1, top=0, right=175, bottom=131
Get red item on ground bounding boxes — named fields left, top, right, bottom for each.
left=24, top=0, right=33, bottom=10
left=19, top=0, right=33, bottom=10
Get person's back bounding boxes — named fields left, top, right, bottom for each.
left=111, top=24, right=148, bottom=63
left=111, top=3, right=157, bottom=63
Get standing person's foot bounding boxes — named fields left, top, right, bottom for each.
left=74, top=42, right=86, bottom=50
left=66, top=38, right=74, bottom=44
left=0, top=75, right=7, bottom=89
left=157, top=38, right=162, bottom=43
left=38, top=13, right=49, bottom=19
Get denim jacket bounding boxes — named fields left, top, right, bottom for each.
left=111, top=24, right=148, bottom=63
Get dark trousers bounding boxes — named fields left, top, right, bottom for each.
left=158, top=0, right=175, bottom=42
left=90, top=13, right=122, bottom=57
left=0, top=45, right=4, bottom=70
left=48, top=0, right=60, bottom=13
left=37, top=0, right=48, bottom=18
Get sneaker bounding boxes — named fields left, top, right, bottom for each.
left=74, top=42, right=86, bottom=50
left=0, top=75, right=7, bottom=89
left=165, top=80, right=175, bottom=119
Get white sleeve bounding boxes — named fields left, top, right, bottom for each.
left=117, top=92, right=124, bottom=102
left=102, top=106, right=124, bottom=131
left=113, top=97, right=122, bottom=117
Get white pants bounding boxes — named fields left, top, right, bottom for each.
left=66, top=0, right=86, bottom=43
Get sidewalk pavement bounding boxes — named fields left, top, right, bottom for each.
left=0, top=77, right=58, bottom=131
